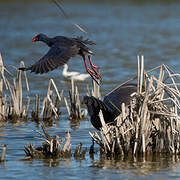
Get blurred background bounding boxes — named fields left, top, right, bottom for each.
left=1, top=0, right=180, bottom=96
left=1, top=0, right=180, bottom=179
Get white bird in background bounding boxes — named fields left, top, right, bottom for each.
left=62, top=64, right=90, bottom=81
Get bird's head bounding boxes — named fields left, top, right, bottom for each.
left=32, top=33, right=46, bottom=42
left=82, top=96, right=100, bottom=117
left=82, top=96, right=104, bottom=130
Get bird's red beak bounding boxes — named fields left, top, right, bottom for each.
left=32, top=34, right=39, bottom=42
left=32, top=37, right=37, bottom=42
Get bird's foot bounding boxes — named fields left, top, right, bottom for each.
left=86, top=68, right=101, bottom=84
left=88, top=56, right=100, bottom=70
left=83, top=55, right=102, bottom=85
left=87, top=68, right=95, bottom=76
left=91, top=64, right=100, bottom=69
left=91, top=68, right=102, bottom=81
left=87, top=56, right=101, bottom=81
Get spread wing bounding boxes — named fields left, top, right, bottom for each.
left=26, top=44, right=79, bottom=74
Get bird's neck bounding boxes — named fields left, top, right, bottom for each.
left=41, top=36, right=53, bottom=47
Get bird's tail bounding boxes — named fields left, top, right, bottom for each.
left=18, top=67, right=28, bottom=71
left=75, top=36, right=96, bottom=45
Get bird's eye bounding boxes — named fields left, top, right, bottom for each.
left=38, top=35, right=41, bottom=40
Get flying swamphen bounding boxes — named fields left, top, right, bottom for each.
left=83, top=83, right=137, bottom=130
left=19, top=33, right=101, bottom=81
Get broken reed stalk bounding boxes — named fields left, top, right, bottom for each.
left=91, top=78, right=101, bottom=99
left=24, top=124, right=87, bottom=159
left=86, top=77, right=101, bottom=99
left=32, top=79, right=63, bottom=121
left=64, top=77, right=101, bottom=120
left=64, top=79, right=88, bottom=120
left=90, top=56, right=180, bottom=157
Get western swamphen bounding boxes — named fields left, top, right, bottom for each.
left=83, top=83, right=137, bottom=130
left=19, top=33, right=101, bottom=81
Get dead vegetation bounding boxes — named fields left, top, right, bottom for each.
left=90, top=56, right=180, bottom=157
left=64, top=78, right=101, bottom=120
left=1, top=51, right=180, bottom=158
left=0, top=53, right=62, bottom=122
left=24, top=124, right=87, bottom=159
left=31, top=79, right=63, bottom=121
left=64, top=79, right=86, bottom=120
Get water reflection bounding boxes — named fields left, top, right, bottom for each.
left=24, top=158, right=62, bottom=168
left=1, top=0, right=180, bottom=179
left=69, top=119, right=81, bottom=130
left=91, top=154, right=180, bottom=176
left=18, top=152, right=180, bottom=178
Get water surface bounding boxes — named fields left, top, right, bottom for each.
left=1, top=1, right=180, bottom=179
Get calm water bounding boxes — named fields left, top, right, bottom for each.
left=1, top=1, right=180, bottom=179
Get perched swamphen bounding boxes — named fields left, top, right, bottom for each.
left=83, top=83, right=137, bottom=130
left=19, top=33, right=101, bottom=81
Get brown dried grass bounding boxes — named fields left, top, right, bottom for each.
left=90, top=56, right=180, bottom=157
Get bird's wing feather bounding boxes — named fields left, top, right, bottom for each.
left=27, top=44, right=79, bottom=74
left=103, top=84, right=137, bottom=115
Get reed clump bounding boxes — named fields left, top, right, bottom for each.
left=0, top=53, right=30, bottom=121
left=64, top=79, right=88, bottom=120
left=64, top=77, right=101, bottom=121
left=31, top=79, right=63, bottom=121
left=0, top=53, right=63, bottom=123
left=24, top=124, right=87, bottom=159
left=90, top=56, right=180, bottom=157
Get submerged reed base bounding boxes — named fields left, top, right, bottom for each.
left=24, top=124, right=87, bottom=159
left=90, top=56, right=180, bottom=157
left=64, top=79, right=88, bottom=120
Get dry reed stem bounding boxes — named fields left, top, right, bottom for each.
left=20, top=61, right=29, bottom=91
left=25, top=125, right=87, bottom=159
left=92, top=79, right=101, bottom=99
left=0, top=54, right=64, bottom=122
left=90, top=56, right=180, bottom=157
left=0, top=58, right=31, bottom=119
left=37, top=79, right=63, bottom=120
left=0, top=53, right=8, bottom=90
left=61, top=131, right=71, bottom=153
left=65, top=79, right=88, bottom=120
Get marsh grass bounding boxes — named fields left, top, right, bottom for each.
left=24, top=124, right=87, bottom=159
left=90, top=56, right=180, bottom=157
left=64, top=76, right=101, bottom=120
left=64, top=79, right=88, bottom=120
left=32, top=79, right=63, bottom=121
left=0, top=55, right=30, bottom=121
left=0, top=53, right=63, bottom=122
left=2, top=51, right=180, bottom=157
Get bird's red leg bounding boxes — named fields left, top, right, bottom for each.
left=88, top=56, right=101, bottom=80
left=82, top=55, right=95, bottom=77
left=88, top=56, right=99, bottom=69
